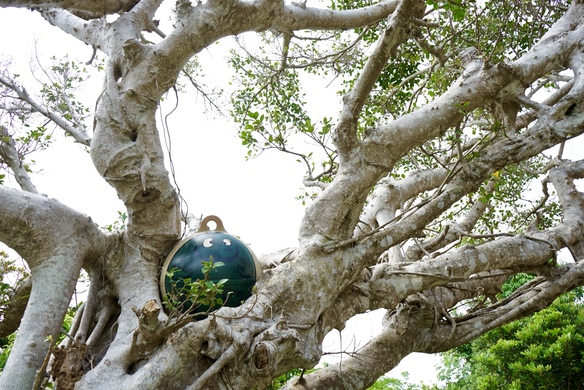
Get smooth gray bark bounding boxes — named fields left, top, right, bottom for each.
left=1, top=0, right=584, bottom=389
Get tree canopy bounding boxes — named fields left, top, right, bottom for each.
left=1, top=0, right=584, bottom=389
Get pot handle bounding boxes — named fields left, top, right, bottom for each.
left=197, top=215, right=226, bottom=232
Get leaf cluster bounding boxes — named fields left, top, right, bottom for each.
left=163, top=258, right=229, bottom=317
left=0, top=251, right=28, bottom=322
left=0, top=251, right=28, bottom=371
left=229, top=41, right=337, bottom=187
left=0, top=68, right=53, bottom=172
left=0, top=56, right=94, bottom=180
left=367, top=372, right=436, bottom=390
left=102, top=211, right=128, bottom=233
left=39, top=57, right=91, bottom=130
left=438, top=291, right=584, bottom=390
left=227, top=0, right=568, bottom=210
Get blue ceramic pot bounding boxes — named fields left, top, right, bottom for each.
left=160, top=216, right=260, bottom=314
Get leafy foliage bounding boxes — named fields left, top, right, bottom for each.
left=438, top=291, right=584, bottom=390
left=229, top=42, right=336, bottom=185
left=227, top=0, right=568, bottom=216
left=499, top=273, right=535, bottom=299
left=162, top=258, right=229, bottom=317
left=0, top=70, right=53, bottom=174
left=0, top=251, right=28, bottom=371
left=0, top=332, right=15, bottom=371
left=39, top=56, right=91, bottom=131
left=0, top=252, right=79, bottom=374
left=102, top=211, right=128, bottom=233
left=229, top=30, right=351, bottom=190
left=0, top=56, right=93, bottom=182
left=0, top=250, right=28, bottom=321
left=177, top=56, right=224, bottom=112
left=367, top=372, right=436, bottom=390
left=269, top=368, right=311, bottom=389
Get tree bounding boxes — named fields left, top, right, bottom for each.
left=438, top=289, right=584, bottom=390
left=1, top=0, right=584, bottom=389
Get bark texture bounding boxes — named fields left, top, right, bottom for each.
left=1, top=0, right=584, bottom=389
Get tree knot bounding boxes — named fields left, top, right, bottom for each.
left=252, top=341, right=276, bottom=373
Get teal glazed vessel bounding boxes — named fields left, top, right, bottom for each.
left=160, top=215, right=260, bottom=314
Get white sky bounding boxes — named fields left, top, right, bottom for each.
left=0, top=6, right=439, bottom=385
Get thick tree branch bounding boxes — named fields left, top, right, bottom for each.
left=0, top=187, right=112, bottom=390
left=275, top=0, right=400, bottom=31
left=363, top=3, right=584, bottom=170
left=290, top=261, right=584, bottom=389
left=0, top=187, right=108, bottom=263
left=0, top=0, right=140, bottom=18
left=516, top=78, right=574, bottom=130
left=359, top=168, right=447, bottom=233
left=297, top=2, right=584, bottom=245
left=304, top=157, right=584, bottom=337
left=352, top=109, right=584, bottom=266
left=75, top=8, right=182, bottom=376
left=334, top=0, right=424, bottom=162
left=430, top=261, right=584, bottom=351
left=367, top=226, right=578, bottom=312
left=318, top=265, right=505, bottom=340
left=41, top=0, right=162, bottom=55
left=154, top=0, right=404, bottom=96
left=40, top=9, right=110, bottom=53
left=405, top=180, right=495, bottom=261
left=285, top=301, right=435, bottom=389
